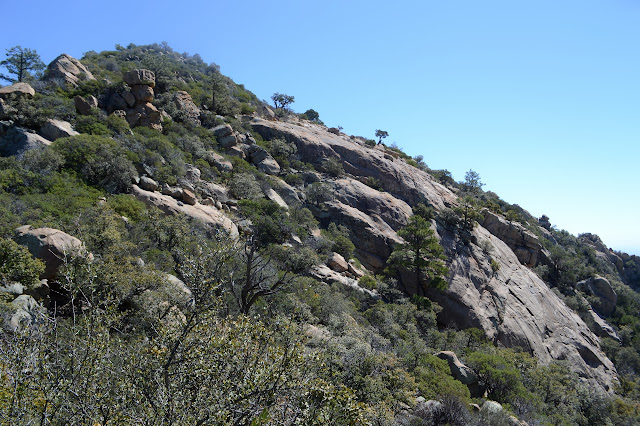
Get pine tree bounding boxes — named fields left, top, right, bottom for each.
left=0, top=46, right=45, bottom=83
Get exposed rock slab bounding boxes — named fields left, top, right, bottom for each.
left=131, top=185, right=238, bottom=239
left=44, top=54, right=95, bottom=87
left=251, top=118, right=456, bottom=208
left=482, top=209, right=546, bottom=267
left=427, top=225, right=617, bottom=392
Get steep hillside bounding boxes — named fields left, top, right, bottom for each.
left=1, top=43, right=639, bottom=424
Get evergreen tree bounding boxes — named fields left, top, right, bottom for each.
left=0, top=46, right=45, bottom=83
left=387, top=213, right=449, bottom=293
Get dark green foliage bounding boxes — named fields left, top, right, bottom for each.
left=53, top=134, right=137, bottom=193
left=386, top=214, right=448, bottom=293
left=263, top=138, right=297, bottom=168
left=323, top=223, right=355, bottom=260
left=0, top=46, right=45, bottom=83
left=320, top=157, right=344, bottom=177
left=271, top=92, right=295, bottom=110
left=304, top=108, right=320, bottom=121
left=107, top=194, right=146, bottom=223
left=375, top=129, right=388, bottom=144
left=452, top=196, right=483, bottom=231
left=0, top=238, right=45, bottom=290
left=462, top=169, right=484, bottom=194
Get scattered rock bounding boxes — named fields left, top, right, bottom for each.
left=327, top=252, right=349, bottom=272
left=226, top=145, right=246, bottom=158
left=203, top=150, right=233, bottom=172
left=212, top=124, right=233, bottom=139
left=139, top=176, right=159, bottom=192
left=263, top=186, right=288, bottom=210
left=247, top=144, right=280, bottom=175
left=327, top=127, right=340, bottom=135
left=0, top=126, right=52, bottom=158
left=182, top=189, right=197, bottom=205
left=0, top=82, right=35, bottom=98
left=126, top=102, right=162, bottom=131
left=74, top=95, right=98, bottom=115
left=435, top=351, right=481, bottom=396
left=39, top=119, right=78, bottom=141
left=44, top=54, right=95, bottom=87
left=184, top=164, right=201, bottom=183
left=587, top=309, right=620, bottom=341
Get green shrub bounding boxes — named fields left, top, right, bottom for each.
left=53, top=134, right=137, bottom=193
left=321, top=157, right=344, bottom=177
left=108, top=194, right=146, bottom=223
left=0, top=238, right=45, bottom=290
left=75, top=115, right=110, bottom=135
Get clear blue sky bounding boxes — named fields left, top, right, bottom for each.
left=2, top=0, right=639, bottom=255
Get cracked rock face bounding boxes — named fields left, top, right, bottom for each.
left=249, top=118, right=617, bottom=391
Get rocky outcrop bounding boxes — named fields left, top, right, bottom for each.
left=131, top=185, right=238, bottom=239
left=203, top=150, right=233, bottom=173
left=577, top=275, right=617, bottom=317
left=14, top=226, right=90, bottom=281
left=0, top=82, right=35, bottom=98
left=0, top=127, right=52, bottom=157
left=170, top=91, right=201, bottom=126
left=482, top=209, right=547, bottom=267
left=247, top=119, right=616, bottom=391
left=587, top=309, right=620, bottom=341
left=579, top=233, right=624, bottom=272
left=428, top=225, right=617, bottom=392
left=250, top=118, right=457, bottom=208
left=212, top=124, right=236, bottom=148
left=44, top=54, right=95, bottom=87
left=39, top=119, right=78, bottom=141
left=108, top=69, right=163, bottom=131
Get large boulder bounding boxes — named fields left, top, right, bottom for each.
left=44, top=54, right=95, bottom=87
left=131, top=185, right=238, bottom=239
left=14, top=226, right=90, bottom=281
left=74, top=95, right=98, bottom=115
left=327, top=252, right=349, bottom=272
left=0, top=127, right=52, bottom=157
left=123, top=69, right=156, bottom=87
left=0, top=82, right=35, bottom=98
left=126, top=102, right=162, bottom=131
left=39, top=119, right=78, bottom=141
left=203, top=150, right=233, bottom=173
left=131, top=84, right=154, bottom=103
left=578, top=275, right=617, bottom=317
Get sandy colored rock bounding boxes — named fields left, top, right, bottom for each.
left=14, top=226, right=89, bottom=281
left=131, top=185, right=238, bottom=238
left=482, top=209, right=546, bottom=267
left=578, top=275, right=617, bottom=317
left=327, top=252, right=349, bottom=272
left=0, top=82, right=35, bottom=98
left=123, top=69, right=156, bottom=87
left=44, top=54, right=95, bottom=87
left=74, top=95, right=98, bottom=115
left=131, top=84, right=154, bottom=103
left=40, top=119, right=78, bottom=141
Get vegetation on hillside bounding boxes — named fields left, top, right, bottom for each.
left=1, top=43, right=639, bottom=424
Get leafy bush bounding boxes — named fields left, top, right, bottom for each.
left=53, top=134, right=137, bottom=193
left=229, top=172, right=262, bottom=200
left=0, top=238, right=45, bottom=290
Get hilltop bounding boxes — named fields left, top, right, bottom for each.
left=1, top=43, right=639, bottom=424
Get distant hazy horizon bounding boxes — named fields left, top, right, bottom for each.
left=2, top=0, right=638, bottom=255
